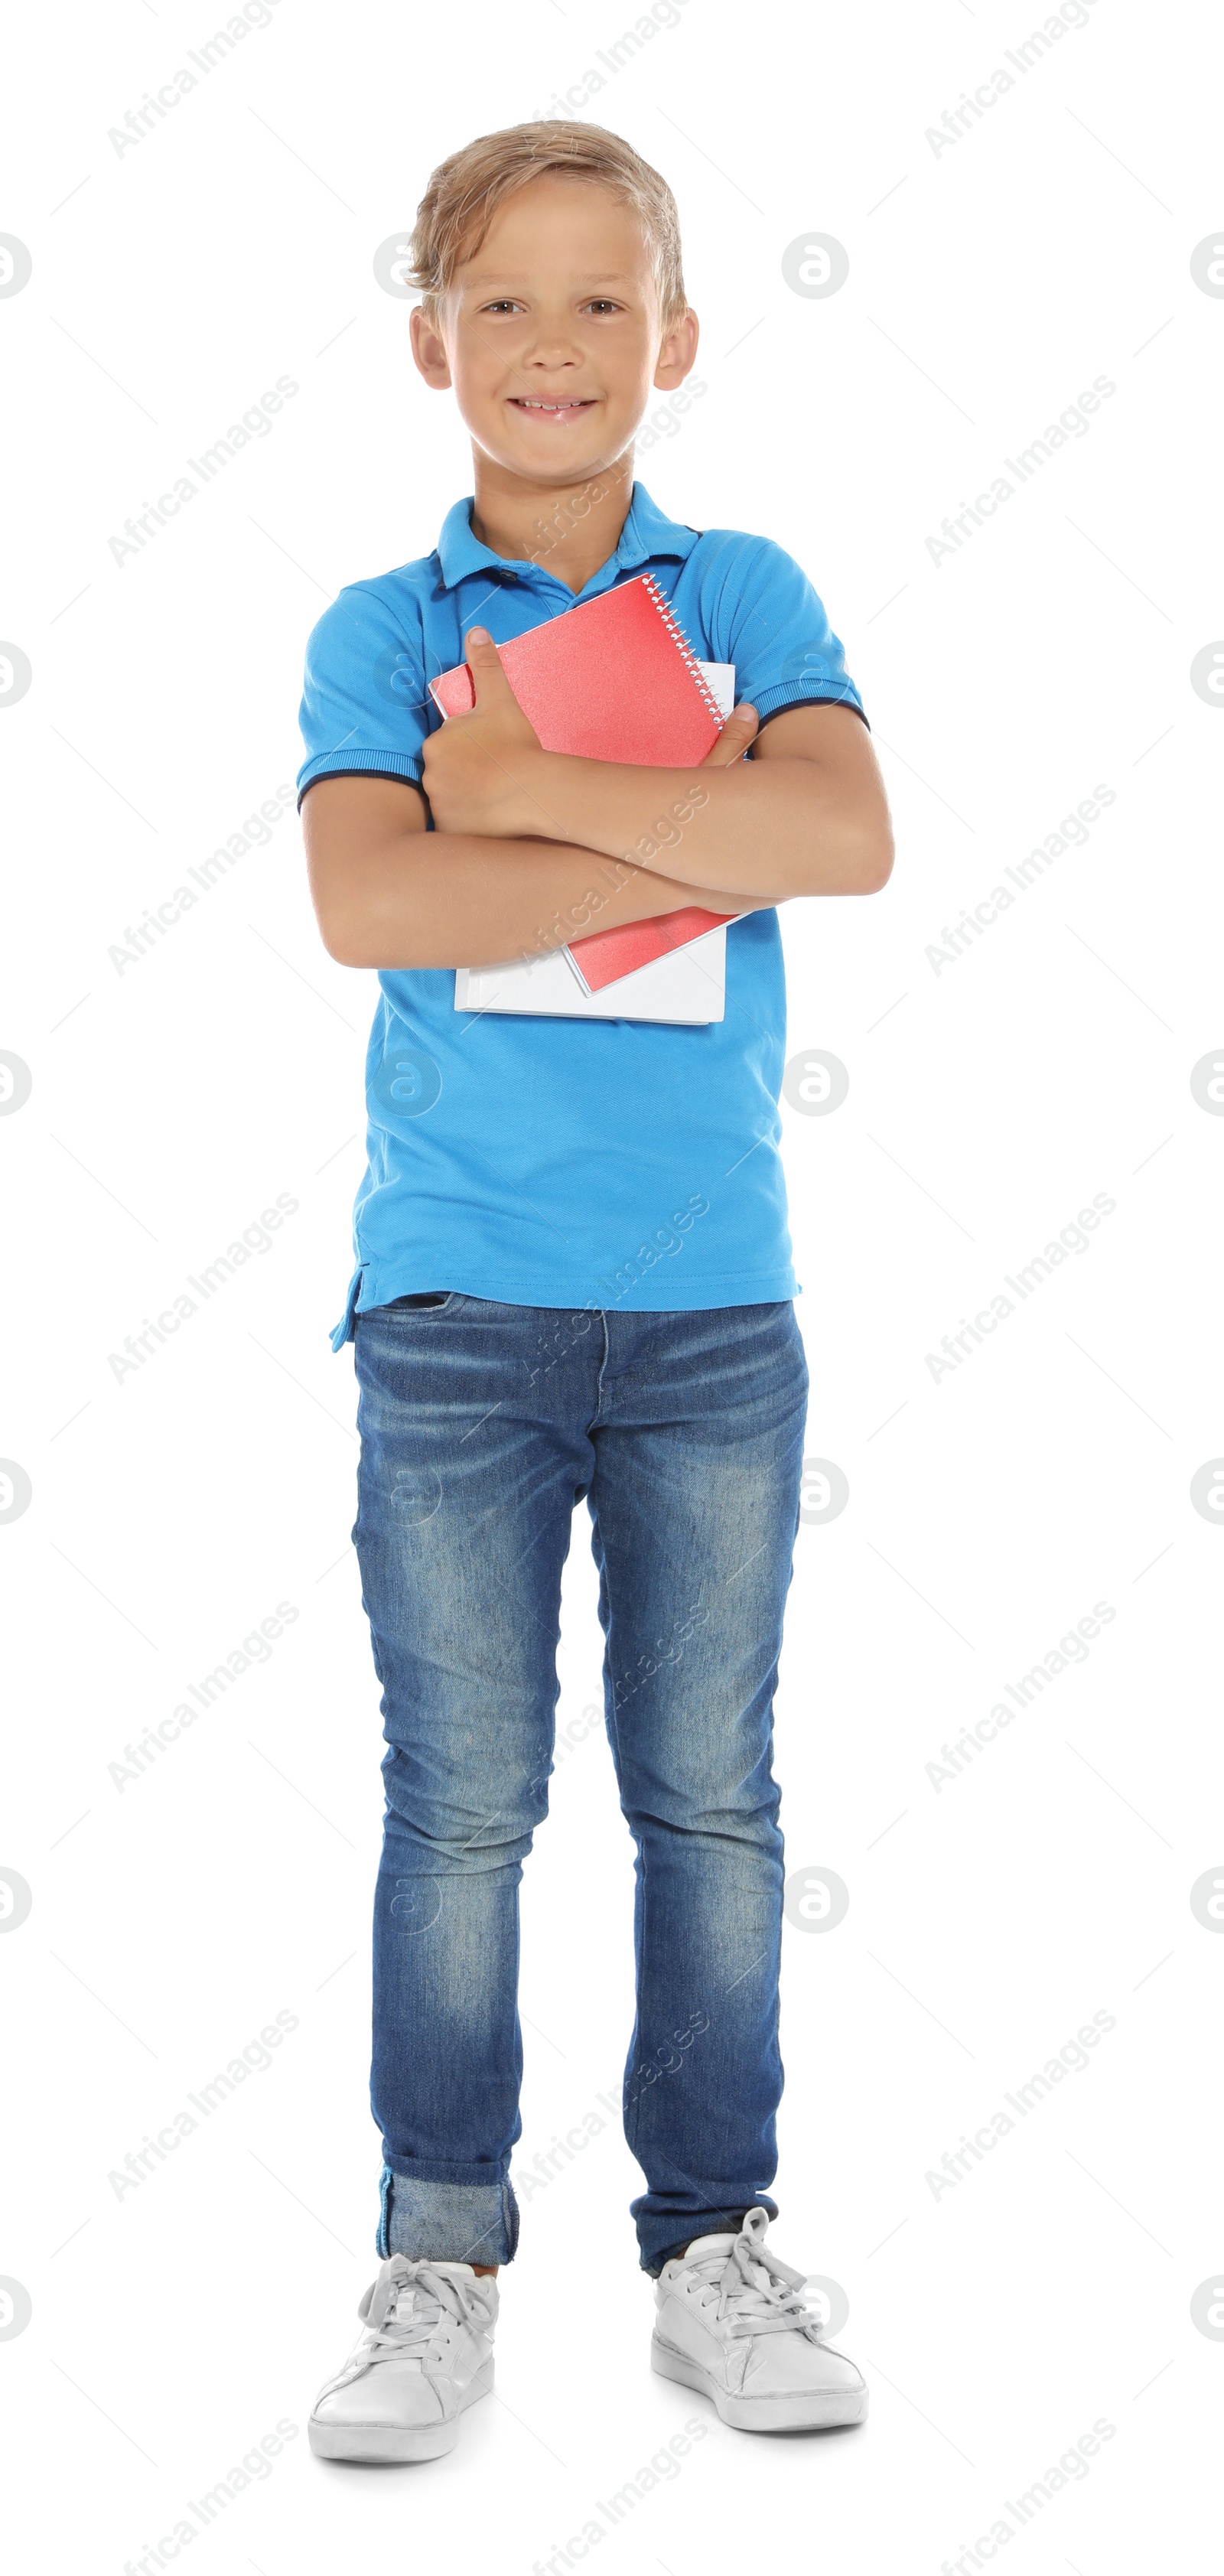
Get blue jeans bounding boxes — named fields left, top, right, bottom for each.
left=352, top=1293, right=809, bottom=2275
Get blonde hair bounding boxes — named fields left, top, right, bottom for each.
left=407, top=121, right=688, bottom=330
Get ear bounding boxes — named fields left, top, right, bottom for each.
left=653, top=308, right=699, bottom=392
left=410, top=301, right=453, bottom=391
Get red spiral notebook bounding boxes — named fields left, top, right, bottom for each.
left=428, top=575, right=734, bottom=1014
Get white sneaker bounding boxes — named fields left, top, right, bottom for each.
left=309, top=2253, right=497, bottom=2463
left=651, top=2207, right=868, bottom=2431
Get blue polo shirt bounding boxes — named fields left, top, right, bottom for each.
left=297, top=483, right=864, bottom=1338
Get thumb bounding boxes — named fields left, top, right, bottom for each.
left=464, top=626, right=510, bottom=703
left=699, top=701, right=759, bottom=766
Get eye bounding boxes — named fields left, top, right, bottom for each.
left=583, top=299, right=620, bottom=316
left=481, top=299, right=524, bottom=316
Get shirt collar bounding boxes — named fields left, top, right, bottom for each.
left=435, top=481, right=699, bottom=591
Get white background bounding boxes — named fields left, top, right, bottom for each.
left=2, top=0, right=1222, bottom=2568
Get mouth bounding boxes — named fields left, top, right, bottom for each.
left=507, top=397, right=598, bottom=416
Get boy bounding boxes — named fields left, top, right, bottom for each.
left=299, top=121, right=892, bottom=2460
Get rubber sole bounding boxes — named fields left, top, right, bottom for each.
left=308, top=2358, right=493, bottom=2463
left=651, top=2334, right=868, bottom=2431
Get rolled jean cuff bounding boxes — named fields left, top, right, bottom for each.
left=637, top=2194, right=780, bottom=2276
left=377, top=2164, right=519, bottom=2265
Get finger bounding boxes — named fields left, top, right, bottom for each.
left=464, top=626, right=510, bottom=702
left=699, top=702, right=759, bottom=765
left=464, top=625, right=542, bottom=747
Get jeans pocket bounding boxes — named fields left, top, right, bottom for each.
left=386, top=1291, right=453, bottom=1312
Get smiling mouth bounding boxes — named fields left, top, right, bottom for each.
left=508, top=397, right=598, bottom=413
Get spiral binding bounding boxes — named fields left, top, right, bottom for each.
left=639, top=573, right=725, bottom=725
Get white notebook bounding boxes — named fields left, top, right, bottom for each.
left=454, top=664, right=735, bottom=1023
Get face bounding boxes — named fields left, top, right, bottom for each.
left=410, top=171, right=698, bottom=485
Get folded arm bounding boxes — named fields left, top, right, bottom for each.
left=421, top=629, right=894, bottom=901
left=435, top=702, right=894, bottom=901
left=302, top=627, right=893, bottom=971
left=301, top=773, right=764, bottom=972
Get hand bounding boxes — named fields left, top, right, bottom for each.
left=421, top=627, right=545, bottom=838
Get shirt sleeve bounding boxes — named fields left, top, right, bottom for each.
left=296, top=581, right=431, bottom=806
left=698, top=533, right=867, bottom=731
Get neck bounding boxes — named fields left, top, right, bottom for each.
left=468, top=450, right=636, bottom=594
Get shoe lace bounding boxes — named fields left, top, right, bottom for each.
left=689, top=2206, right=823, bottom=2342
left=340, top=2257, right=489, bottom=2382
